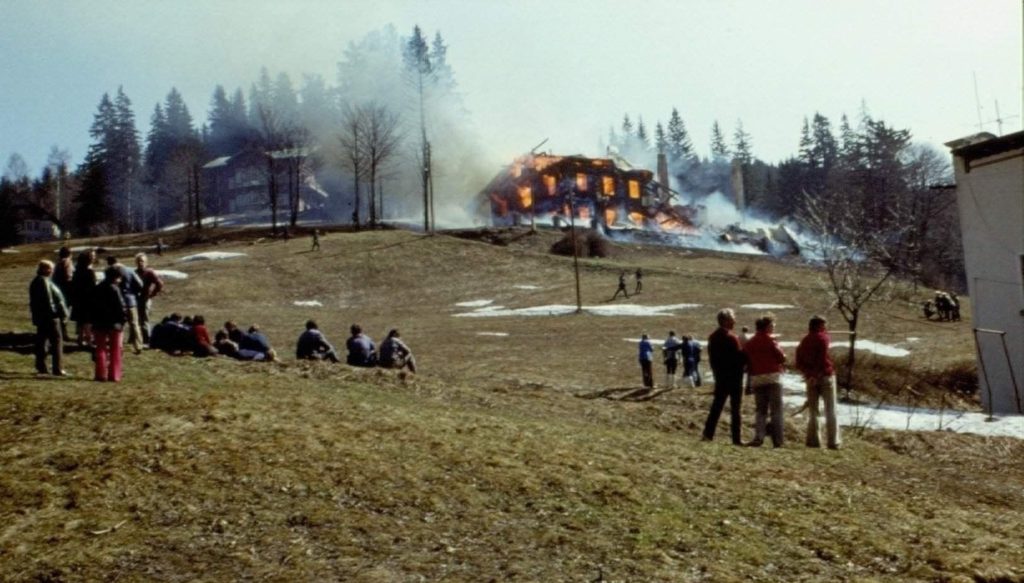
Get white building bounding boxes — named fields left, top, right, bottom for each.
left=946, top=131, right=1024, bottom=415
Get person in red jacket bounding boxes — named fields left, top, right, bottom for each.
left=796, top=315, right=840, bottom=449
left=743, top=314, right=787, bottom=447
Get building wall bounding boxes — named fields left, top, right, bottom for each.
left=953, top=147, right=1024, bottom=414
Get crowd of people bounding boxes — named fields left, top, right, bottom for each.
left=640, top=309, right=841, bottom=450
left=27, top=246, right=416, bottom=381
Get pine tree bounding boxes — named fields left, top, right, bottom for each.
left=710, top=121, right=730, bottom=159
left=666, top=107, right=694, bottom=163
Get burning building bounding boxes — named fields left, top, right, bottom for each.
left=483, top=151, right=699, bottom=233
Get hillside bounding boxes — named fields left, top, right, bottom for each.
left=1, top=227, right=1021, bottom=582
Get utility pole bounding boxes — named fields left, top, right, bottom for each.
left=568, top=192, right=582, bottom=314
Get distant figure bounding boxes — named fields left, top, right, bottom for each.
left=69, top=250, right=97, bottom=347
left=680, top=335, right=703, bottom=387
left=702, top=308, right=746, bottom=445
left=634, top=268, right=643, bottom=294
left=379, top=329, right=417, bottom=373
left=743, top=314, right=786, bottom=448
left=28, top=260, right=69, bottom=376
left=311, top=229, right=321, bottom=251
left=612, top=271, right=629, bottom=300
left=191, top=315, right=217, bottom=357
left=796, top=315, right=840, bottom=450
left=346, top=324, right=377, bottom=367
left=135, top=253, right=164, bottom=345
left=638, top=333, right=655, bottom=388
left=106, top=256, right=144, bottom=354
left=91, top=267, right=127, bottom=382
left=296, top=319, right=340, bottom=362
left=661, top=331, right=682, bottom=388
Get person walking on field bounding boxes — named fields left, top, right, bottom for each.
left=91, top=267, right=127, bottom=382
left=29, top=260, right=69, bottom=376
left=743, top=314, right=786, bottom=448
left=796, top=316, right=841, bottom=450
left=638, top=333, right=655, bottom=388
left=662, top=330, right=682, bottom=388
left=612, top=271, right=629, bottom=300
left=701, top=308, right=746, bottom=445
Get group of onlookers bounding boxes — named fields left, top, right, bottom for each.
left=29, top=247, right=164, bottom=382
left=639, top=309, right=841, bottom=450
left=296, top=321, right=417, bottom=373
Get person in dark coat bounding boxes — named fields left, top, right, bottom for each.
left=29, top=260, right=69, bottom=376
left=346, top=324, right=377, bottom=367
left=701, top=308, right=746, bottom=445
left=69, top=250, right=97, bottom=347
left=90, top=267, right=127, bottom=382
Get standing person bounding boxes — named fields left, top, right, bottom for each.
left=612, top=271, right=629, bottom=300
left=634, top=267, right=643, bottom=294
left=311, top=229, right=321, bottom=251
left=346, top=324, right=377, bottom=367
left=106, top=256, right=144, bottom=354
left=743, top=314, right=786, bottom=448
left=638, top=333, right=655, bottom=388
left=379, top=329, right=417, bottom=372
left=69, top=250, right=97, bottom=347
left=296, top=319, right=340, bottom=362
left=54, top=246, right=74, bottom=340
left=91, top=267, right=127, bottom=382
left=662, top=331, right=682, bottom=388
left=701, top=308, right=746, bottom=445
left=28, top=260, right=69, bottom=376
left=796, top=316, right=841, bottom=449
left=135, top=253, right=164, bottom=345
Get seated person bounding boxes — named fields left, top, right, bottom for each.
left=191, top=314, right=218, bottom=357
left=238, top=324, right=277, bottom=362
left=378, top=328, right=417, bottom=373
left=212, top=329, right=240, bottom=359
left=296, top=320, right=340, bottom=362
left=345, top=324, right=377, bottom=367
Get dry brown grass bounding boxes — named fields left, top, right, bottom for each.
left=0, top=226, right=1020, bottom=582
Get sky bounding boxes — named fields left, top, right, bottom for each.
left=1, top=0, right=1021, bottom=176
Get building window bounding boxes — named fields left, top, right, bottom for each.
left=576, top=173, right=587, bottom=191
left=544, top=175, right=556, bottom=195
left=602, top=176, right=615, bottom=196
left=628, top=180, right=640, bottom=199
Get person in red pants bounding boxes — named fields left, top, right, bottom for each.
left=91, top=267, right=127, bottom=382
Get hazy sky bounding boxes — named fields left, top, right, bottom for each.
left=1, top=0, right=1021, bottom=174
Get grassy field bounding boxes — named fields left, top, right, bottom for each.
left=0, top=227, right=1021, bottom=582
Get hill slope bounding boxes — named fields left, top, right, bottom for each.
left=0, top=228, right=1020, bottom=582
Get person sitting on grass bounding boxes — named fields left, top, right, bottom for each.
left=296, top=319, right=340, bottom=362
left=345, top=324, right=377, bottom=367
left=378, top=329, right=416, bottom=373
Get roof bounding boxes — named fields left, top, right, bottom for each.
left=946, top=131, right=1024, bottom=163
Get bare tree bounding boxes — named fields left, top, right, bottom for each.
left=338, top=105, right=366, bottom=228
left=800, top=190, right=911, bottom=396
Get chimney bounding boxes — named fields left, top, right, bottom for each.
left=657, top=152, right=670, bottom=197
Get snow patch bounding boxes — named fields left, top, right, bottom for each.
left=154, top=269, right=188, bottom=280
left=179, top=252, right=247, bottom=262
left=455, top=299, right=495, bottom=307
left=455, top=303, right=701, bottom=318
left=293, top=300, right=323, bottom=307
left=740, top=303, right=795, bottom=310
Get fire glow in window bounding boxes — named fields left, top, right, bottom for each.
left=544, top=175, right=556, bottom=195
left=576, top=173, right=587, bottom=191
left=602, top=176, right=614, bottom=196
left=628, top=180, right=640, bottom=199
left=518, top=186, right=532, bottom=209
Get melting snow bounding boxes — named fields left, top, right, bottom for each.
left=476, top=332, right=510, bottom=337
left=293, top=300, right=323, bottom=307
left=179, top=251, right=247, bottom=262
left=455, top=303, right=701, bottom=318
left=456, top=299, right=495, bottom=308
left=778, top=374, right=1023, bottom=439
left=154, top=270, right=188, bottom=280
left=740, top=303, right=795, bottom=310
